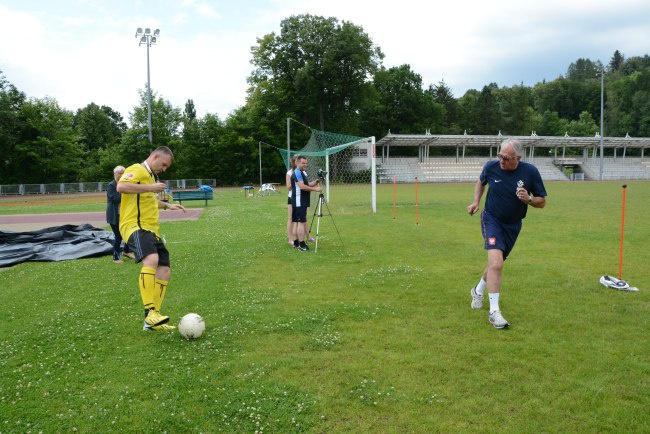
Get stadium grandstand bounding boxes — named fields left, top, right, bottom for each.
left=376, top=132, right=650, bottom=183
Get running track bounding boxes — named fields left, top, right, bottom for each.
left=0, top=209, right=203, bottom=232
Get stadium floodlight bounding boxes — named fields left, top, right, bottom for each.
left=135, top=27, right=160, bottom=148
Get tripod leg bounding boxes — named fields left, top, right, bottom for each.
left=322, top=198, right=343, bottom=246
left=315, top=194, right=324, bottom=252
left=309, top=200, right=319, bottom=235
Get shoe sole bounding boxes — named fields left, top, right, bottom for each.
left=143, top=323, right=176, bottom=331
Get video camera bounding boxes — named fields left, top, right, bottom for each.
left=317, top=169, right=327, bottom=179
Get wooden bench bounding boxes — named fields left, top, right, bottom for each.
left=172, top=190, right=213, bottom=206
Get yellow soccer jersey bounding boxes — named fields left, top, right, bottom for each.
left=118, top=163, right=160, bottom=242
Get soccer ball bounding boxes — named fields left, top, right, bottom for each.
left=178, top=313, right=205, bottom=339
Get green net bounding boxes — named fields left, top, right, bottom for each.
left=279, top=128, right=368, bottom=169
left=278, top=128, right=370, bottom=183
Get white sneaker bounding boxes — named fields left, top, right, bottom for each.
left=489, top=310, right=509, bottom=329
left=470, top=286, right=483, bottom=309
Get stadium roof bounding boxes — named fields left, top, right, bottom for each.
left=376, top=133, right=650, bottom=149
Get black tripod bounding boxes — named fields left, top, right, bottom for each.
left=309, top=191, right=343, bottom=252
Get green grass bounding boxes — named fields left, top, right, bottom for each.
left=1, top=182, right=649, bottom=432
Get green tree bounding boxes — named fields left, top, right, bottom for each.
left=475, top=83, right=502, bottom=134
left=175, top=99, right=201, bottom=179
left=457, top=89, right=480, bottom=134
left=0, top=71, right=27, bottom=183
left=429, top=80, right=460, bottom=133
left=532, top=110, right=569, bottom=136
left=533, top=76, right=597, bottom=121
left=566, top=110, right=599, bottom=137
left=566, top=58, right=602, bottom=81
left=177, top=110, right=220, bottom=181
left=119, top=89, right=183, bottom=174
left=215, top=109, right=258, bottom=185
left=73, top=103, right=126, bottom=180
left=16, top=97, right=81, bottom=183
left=249, top=14, right=383, bottom=132
left=184, top=99, right=197, bottom=123
left=360, top=65, right=443, bottom=137
left=499, top=84, right=534, bottom=135
left=609, top=50, right=625, bottom=72
left=620, top=55, right=650, bottom=76
left=631, top=90, right=650, bottom=136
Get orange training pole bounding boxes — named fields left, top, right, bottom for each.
left=415, top=177, right=419, bottom=226
left=618, top=184, right=627, bottom=279
left=393, top=176, right=397, bottom=219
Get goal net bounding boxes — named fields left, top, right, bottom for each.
left=278, top=126, right=377, bottom=213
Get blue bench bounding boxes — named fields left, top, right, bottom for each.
left=172, top=190, right=213, bottom=206
left=242, top=185, right=255, bottom=197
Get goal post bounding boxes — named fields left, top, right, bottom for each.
left=279, top=124, right=377, bottom=213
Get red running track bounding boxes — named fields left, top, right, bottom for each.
left=0, top=209, right=203, bottom=231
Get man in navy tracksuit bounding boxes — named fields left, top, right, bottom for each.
left=290, top=155, right=322, bottom=251
left=467, top=138, right=547, bottom=329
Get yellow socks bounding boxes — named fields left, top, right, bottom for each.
left=154, top=278, right=168, bottom=312
left=139, top=266, right=156, bottom=311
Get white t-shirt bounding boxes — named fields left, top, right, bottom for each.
left=286, top=169, right=293, bottom=198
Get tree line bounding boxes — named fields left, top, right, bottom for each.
left=1, top=14, right=650, bottom=186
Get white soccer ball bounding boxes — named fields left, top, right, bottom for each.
left=178, top=313, right=205, bottom=339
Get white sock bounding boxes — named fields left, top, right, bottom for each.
left=488, top=293, right=500, bottom=313
left=475, top=278, right=486, bottom=296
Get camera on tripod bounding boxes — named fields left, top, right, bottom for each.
left=317, top=169, right=327, bottom=180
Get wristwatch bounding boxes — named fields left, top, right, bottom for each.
left=527, top=194, right=533, bottom=204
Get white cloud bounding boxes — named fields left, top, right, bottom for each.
left=1, top=0, right=649, bottom=125
left=172, top=13, right=189, bottom=26
left=194, top=2, right=220, bottom=19
left=180, top=0, right=221, bottom=19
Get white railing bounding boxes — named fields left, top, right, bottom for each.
left=0, top=179, right=217, bottom=196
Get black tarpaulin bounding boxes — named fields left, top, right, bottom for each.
left=0, top=224, right=114, bottom=268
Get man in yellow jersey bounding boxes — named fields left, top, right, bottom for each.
left=117, top=146, right=186, bottom=331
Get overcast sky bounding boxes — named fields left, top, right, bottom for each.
left=1, top=0, right=649, bottom=124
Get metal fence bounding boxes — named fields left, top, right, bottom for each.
left=0, top=179, right=217, bottom=196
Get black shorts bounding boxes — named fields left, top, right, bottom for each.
left=126, top=229, right=170, bottom=266
left=287, top=197, right=291, bottom=205
left=292, top=206, right=307, bottom=223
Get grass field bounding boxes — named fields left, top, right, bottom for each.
left=1, top=182, right=649, bottom=433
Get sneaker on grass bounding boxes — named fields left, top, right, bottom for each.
left=489, top=310, right=509, bottom=329
left=144, top=310, right=169, bottom=327
left=470, top=286, right=483, bottom=309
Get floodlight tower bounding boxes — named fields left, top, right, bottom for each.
left=135, top=27, right=160, bottom=148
